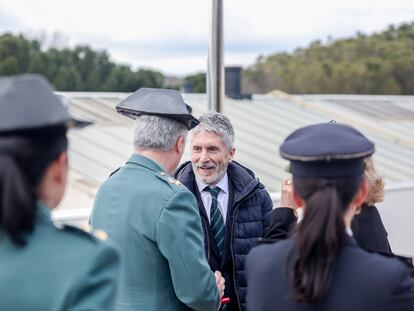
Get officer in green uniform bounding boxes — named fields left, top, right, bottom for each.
left=90, top=88, right=223, bottom=310
left=0, top=74, right=120, bottom=310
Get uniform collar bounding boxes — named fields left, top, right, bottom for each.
left=126, top=153, right=167, bottom=174
left=36, top=200, right=53, bottom=224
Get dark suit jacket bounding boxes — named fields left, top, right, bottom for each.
left=246, top=238, right=414, bottom=311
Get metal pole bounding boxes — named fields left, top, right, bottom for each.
left=209, top=0, right=224, bottom=112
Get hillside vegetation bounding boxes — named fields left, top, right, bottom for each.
left=242, top=22, right=414, bottom=94
left=1, top=22, right=413, bottom=94
left=0, top=34, right=164, bottom=91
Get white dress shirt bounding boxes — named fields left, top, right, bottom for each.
left=195, top=173, right=229, bottom=223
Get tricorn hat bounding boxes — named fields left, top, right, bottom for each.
left=116, top=87, right=199, bottom=130
left=0, top=74, right=91, bottom=133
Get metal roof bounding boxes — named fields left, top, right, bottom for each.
left=58, top=91, right=414, bottom=210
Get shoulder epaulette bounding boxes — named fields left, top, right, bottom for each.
left=155, top=171, right=182, bottom=188
left=168, top=177, right=182, bottom=186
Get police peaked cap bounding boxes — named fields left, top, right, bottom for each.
left=0, top=74, right=91, bottom=133
left=116, top=87, right=199, bottom=130
left=280, top=123, right=375, bottom=178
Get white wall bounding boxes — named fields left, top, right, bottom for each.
left=376, top=182, right=414, bottom=257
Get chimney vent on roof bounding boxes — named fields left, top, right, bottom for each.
left=225, top=66, right=252, bottom=100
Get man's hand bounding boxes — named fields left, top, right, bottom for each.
left=214, top=271, right=225, bottom=299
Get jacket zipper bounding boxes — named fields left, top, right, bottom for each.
left=230, top=188, right=261, bottom=311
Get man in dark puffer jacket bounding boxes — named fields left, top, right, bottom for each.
left=175, top=111, right=272, bottom=311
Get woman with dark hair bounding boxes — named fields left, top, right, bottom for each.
left=266, top=155, right=391, bottom=254
left=246, top=123, right=414, bottom=311
left=0, top=74, right=119, bottom=310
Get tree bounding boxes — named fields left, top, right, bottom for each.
left=0, top=56, right=19, bottom=75
left=243, top=21, right=414, bottom=94
left=184, top=73, right=206, bottom=93
left=0, top=33, right=166, bottom=91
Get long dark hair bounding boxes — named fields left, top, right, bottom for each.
left=291, top=175, right=362, bottom=304
left=0, top=126, right=68, bottom=246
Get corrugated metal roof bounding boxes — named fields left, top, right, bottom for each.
left=58, top=91, right=414, bottom=210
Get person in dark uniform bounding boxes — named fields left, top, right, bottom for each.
left=266, top=156, right=392, bottom=254
left=246, top=123, right=414, bottom=311
left=90, top=88, right=223, bottom=310
left=0, top=74, right=120, bottom=310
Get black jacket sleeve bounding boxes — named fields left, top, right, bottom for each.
left=352, top=204, right=392, bottom=254
left=264, top=208, right=297, bottom=241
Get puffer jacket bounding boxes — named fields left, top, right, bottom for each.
left=175, top=161, right=272, bottom=311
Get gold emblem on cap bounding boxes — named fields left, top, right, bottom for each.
left=168, top=177, right=181, bottom=186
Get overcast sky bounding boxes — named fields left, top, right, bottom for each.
left=1, top=0, right=414, bottom=76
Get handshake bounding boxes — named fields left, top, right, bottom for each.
left=214, top=271, right=226, bottom=299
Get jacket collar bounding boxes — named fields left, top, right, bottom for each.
left=174, top=161, right=196, bottom=189
left=36, top=200, right=54, bottom=225
left=126, top=153, right=167, bottom=174
left=227, top=162, right=262, bottom=203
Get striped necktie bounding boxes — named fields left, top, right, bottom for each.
left=207, top=186, right=225, bottom=257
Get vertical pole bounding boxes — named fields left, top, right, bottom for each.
left=209, top=0, right=224, bottom=112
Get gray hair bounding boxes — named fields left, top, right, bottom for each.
left=192, top=111, right=234, bottom=150
left=134, top=115, right=188, bottom=150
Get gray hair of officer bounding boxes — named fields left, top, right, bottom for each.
left=192, top=111, right=235, bottom=151
left=134, top=115, right=188, bottom=151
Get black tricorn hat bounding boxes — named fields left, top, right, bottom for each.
left=0, top=74, right=91, bottom=133
left=116, top=87, right=199, bottom=130
left=280, top=123, right=375, bottom=178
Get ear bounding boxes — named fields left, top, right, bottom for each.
left=228, top=147, right=236, bottom=162
left=176, top=135, right=186, bottom=155
left=53, top=152, right=68, bottom=183
left=353, top=178, right=369, bottom=207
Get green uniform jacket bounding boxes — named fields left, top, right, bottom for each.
left=0, top=202, right=120, bottom=311
left=90, top=154, right=219, bottom=311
